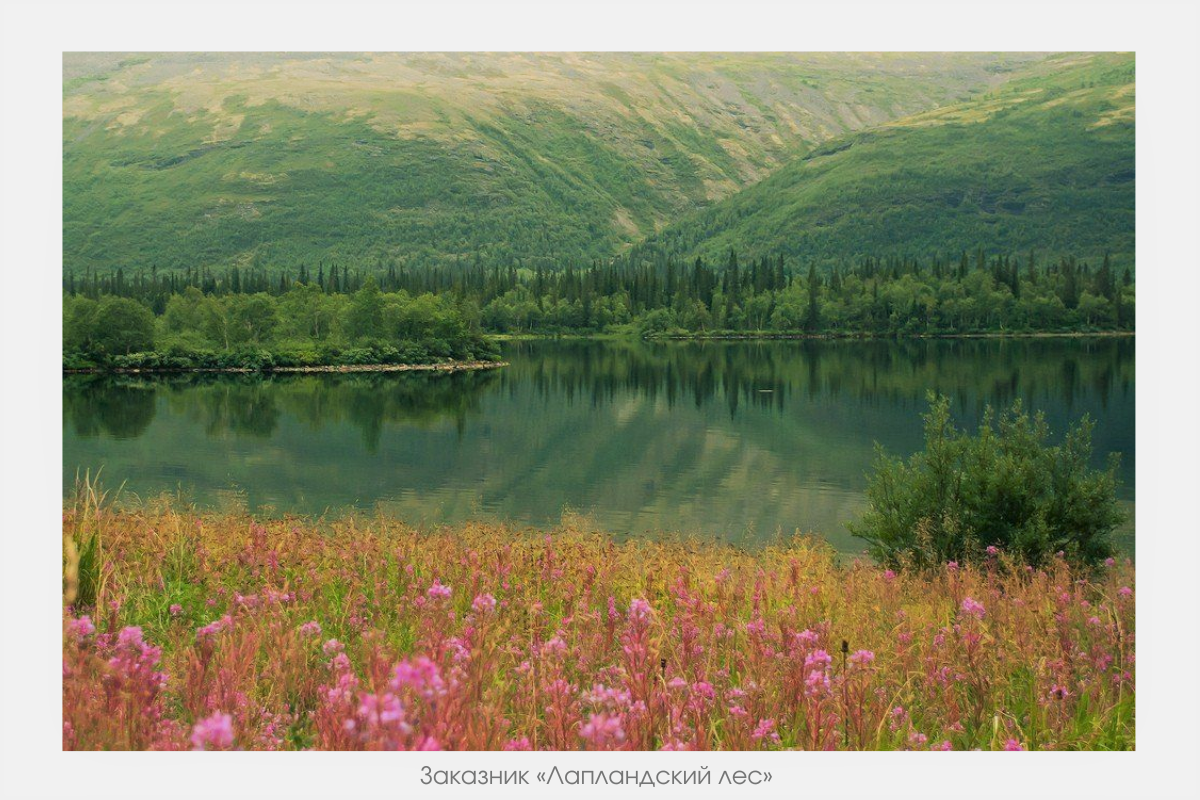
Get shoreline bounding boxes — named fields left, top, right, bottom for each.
left=651, top=330, right=1135, bottom=342
left=497, top=330, right=1135, bottom=342
left=63, top=360, right=508, bottom=376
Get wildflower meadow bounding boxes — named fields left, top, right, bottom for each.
left=60, top=500, right=1135, bottom=752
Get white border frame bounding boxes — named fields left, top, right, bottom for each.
left=3, top=1, right=1198, bottom=798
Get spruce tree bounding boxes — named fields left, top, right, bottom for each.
left=804, top=263, right=821, bottom=333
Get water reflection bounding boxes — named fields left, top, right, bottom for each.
left=499, top=338, right=1133, bottom=421
left=67, top=370, right=500, bottom=451
left=63, top=376, right=158, bottom=439
left=62, top=338, right=1134, bottom=552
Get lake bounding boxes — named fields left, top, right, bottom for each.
left=62, top=337, right=1135, bottom=554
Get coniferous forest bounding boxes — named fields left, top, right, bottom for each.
left=63, top=246, right=1132, bottom=369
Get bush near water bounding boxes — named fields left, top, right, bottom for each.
left=852, top=394, right=1124, bottom=569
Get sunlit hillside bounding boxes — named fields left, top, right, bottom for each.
left=651, top=52, right=1134, bottom=267
left=62, top=52, right=1039, bottom=273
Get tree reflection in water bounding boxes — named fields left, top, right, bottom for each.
left=62, top=338, right=1133, bottom=552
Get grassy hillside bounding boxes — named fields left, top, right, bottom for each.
left=62, top=52, right=1038, bottom=274
left=650, top=53, right=1135, bottom=268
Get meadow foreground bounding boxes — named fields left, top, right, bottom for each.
left=62, top=507, right=1135, bottom=751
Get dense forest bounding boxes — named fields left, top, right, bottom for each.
left=63, top=278, right=498, bottom=370
left=63, top=246, right=1133, bottom=368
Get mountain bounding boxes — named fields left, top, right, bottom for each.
left=649, top=52, right=1134, bottom=268
left=62, top=52, right=1040, bottom=274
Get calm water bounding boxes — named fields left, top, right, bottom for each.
left=62, top=338, right=1135, bottom=553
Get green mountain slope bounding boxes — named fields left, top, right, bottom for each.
left=650, top=53, right=1135, bottom=268
left=62, top=52, right=1039, bottom=274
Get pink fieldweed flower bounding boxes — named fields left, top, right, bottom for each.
left=804, top=649, right=833, bottom=669
left=117, top=626, right=145, bottom=651
left=358, top=692, right=410, bottom=732
left=579, top=713, right=625, bottom=748
left=298, top=621, right=322, bottom=637
left=606, top=596, right=620, bottom=623
left=960, top=597, right=986, bottom=619
left=542, top=636, right=568, bottom=656
left=191, top=712, right=234, bottom=750
left=168, top=604, right=182, bottom=617
left=471, top=593, right=497, bottom=614
left=322, top=638, right=344, bottom=656
left=196, top=615, right=232, bottom=642
left=584, top=684, right=633, bottom=709
left=67, top=616, right=95, bottom=639
left=1118, top=586, right=1133, bottom=597
left=795, top=628, right=819, bottom=646
left=390, top=657, right=446, bottom=700
left=628, top=598, right=653, bottom=623
left=849, top=649, right=876, bottom=666
left=751, top=718, right=780, bottom=744
left=426, top=579, right=452, bottom=600
left=1003, top=739, right=1026, bottom=751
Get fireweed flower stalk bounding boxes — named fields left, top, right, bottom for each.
left=615, top=599, right=657, bottom=749
left=62, top=616, right=183, bottom=750
left=61, top=509, right=1136, bottom=751
left=191, top=712, right=235, bottom=750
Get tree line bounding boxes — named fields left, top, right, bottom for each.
left=63, top=279, right=497, bottom=370
left=63, top=247, right=1134, bottom=367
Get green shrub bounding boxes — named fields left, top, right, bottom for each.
left=850, top=393, right=1123, bottom=569
left=270, top=347, right=320, bottom=368
left=62, top=350, right=98, bottom=371
left=638, top=308, right=675, bottom=337
left=65, top=296, right=156, bottom=358
left=170, top=344, right=216, bottom=369
left=214, top=348, right=276, bottom=371
left=341, top=347, right=379, bottom=366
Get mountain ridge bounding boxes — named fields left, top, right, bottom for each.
left=62, top=52, right=1044, bottom=273
left=648, top=52, right=1135, bottom=269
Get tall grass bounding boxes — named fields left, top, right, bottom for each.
left=63, top=470, right=120, bottom=609
left=61, top=499, right=1134, bottom=751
